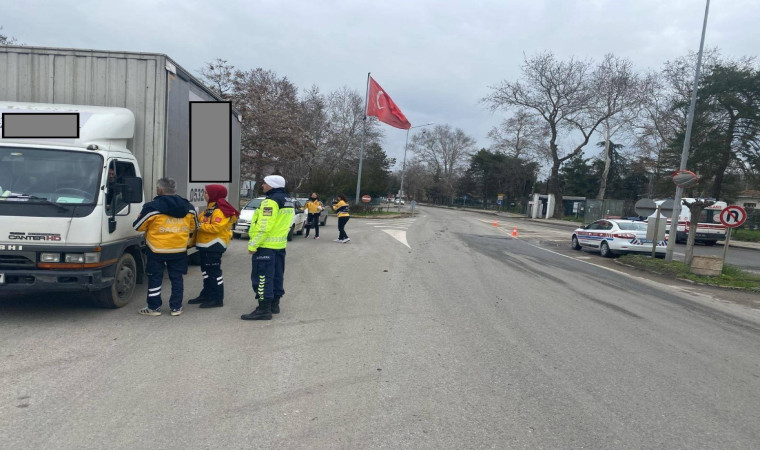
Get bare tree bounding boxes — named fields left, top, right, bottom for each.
left=409, top=124, right=476, bottom=202
left=321, top=87, right=382, bottom=179
left=279, top=85, right=327, bottom=192
left=484, top=51, right=616, bottom=218
left=592, top=54, right=642, bottom=199
left=682, top=198, right=716, bottom=265
left=0, top=26, right=18, bottom=45
left=230, top=68, right=305, bottom=183
left=199, top=58, right=235, bottom=99
left=487, top=110, right=550, bottom=161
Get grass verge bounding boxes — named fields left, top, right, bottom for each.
left=619, top=254, right=760, bottom=292
left=732, top=228, right=760, bottom=243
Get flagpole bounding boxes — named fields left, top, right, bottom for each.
left=355, top=72, right=370, bottom=205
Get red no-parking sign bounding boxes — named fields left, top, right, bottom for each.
left=719, top=205, right=747, bottom=228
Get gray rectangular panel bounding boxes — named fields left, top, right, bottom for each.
left=189, top=102, right=231, bottom=182
left=2, top=113, right=79, bottom=138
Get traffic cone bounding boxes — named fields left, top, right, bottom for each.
left=511, top=226, right=518, bottom=237
left=493, top=220, right=499, bottom=227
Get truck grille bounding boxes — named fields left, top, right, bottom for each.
left=0, top=255, right=36, bottom=269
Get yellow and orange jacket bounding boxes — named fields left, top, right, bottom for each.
left=133, top=195, right=198, bottom=255
left=332, top=199, right=350, bottom=217
left=303, top=199, right=324, bottom=214
left=196, top=202, right=236, bottom=251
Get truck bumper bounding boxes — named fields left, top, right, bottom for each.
left=0, top=268, right=112, bottom=295
left=677, top=231, right=723, bottom=242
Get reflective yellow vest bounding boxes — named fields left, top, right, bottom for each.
left=196, top=203, right=236, bottom=250
left=248, top=197, right=293, bottom=251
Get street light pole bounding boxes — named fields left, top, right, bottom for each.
left=665, top=0, right=710, bottom=262
left=399, top=122, right=433, bottom=200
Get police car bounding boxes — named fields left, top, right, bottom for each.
left=571, top=219, right=667, bottom=257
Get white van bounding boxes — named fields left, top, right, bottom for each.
left=663, top=198, right=728, bottom=246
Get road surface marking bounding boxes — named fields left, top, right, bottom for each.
left=382, top=229, right=410, bottom=249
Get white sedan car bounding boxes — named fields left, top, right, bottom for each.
left=232, top=197, right=306, bottom=241
left=571, top=219, right=667, bottom=257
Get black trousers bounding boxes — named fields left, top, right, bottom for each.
left=338, top=216, right=350, bottom=240
left=305, top=213, right=320, bottom=237
left=199, top=249, right=225, bottom=301
left=146, top=253, right=188, bottom=310
left=251, top=248, right=286, bottom=302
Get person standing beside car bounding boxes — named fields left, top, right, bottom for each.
left=133, top=177, right=198, bottom=317
left=242, top=175, right=293, bottom=321
left=332, top=194, right=350, bottom=243
left=188, top=184, right=239, bottom=309
left=303, top=192, right=324, bottom=239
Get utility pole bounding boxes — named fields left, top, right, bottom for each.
left=665, top=0, right=710, bottom=262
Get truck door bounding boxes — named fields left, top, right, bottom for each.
left=102, top=159, right=140, bottom=239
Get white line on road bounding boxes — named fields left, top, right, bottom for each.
left=382, top=229, right=410, bottom=249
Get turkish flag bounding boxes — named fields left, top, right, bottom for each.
left=366, top=76, right=411, bottom=130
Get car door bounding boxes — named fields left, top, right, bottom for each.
left=579, top=221, right=600, bottom=248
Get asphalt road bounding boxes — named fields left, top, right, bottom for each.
left=2, top=206, right=759, bottom=449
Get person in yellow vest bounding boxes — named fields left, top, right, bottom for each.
left=133, top=178, right=198, bottom=316
left=332, top=194, right=350, bottom=243
left=188, top=184, right=239, bottom=309
left=242, top=175, right=293, bottom=320
left=303, top=192, right=324, bottom=239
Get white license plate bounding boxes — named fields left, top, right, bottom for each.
left=0, top=273, right=4, bottom=284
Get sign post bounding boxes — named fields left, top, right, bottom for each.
left=719, top=205, right=747, bottom=263
left=635, top=199, right=673, bottom=257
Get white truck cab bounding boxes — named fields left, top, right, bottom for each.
left=0, top=102, right=146, bottom=307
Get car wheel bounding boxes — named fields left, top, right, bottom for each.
left=92, top=252, right=137, bottom=308
left=599, top=241, right=613, bottom=258
left=704, top=240, right=717, bottom=246
left=287, top=225, right=294, bottom=241
left=321, top=216, right=327, bottom=226
left=571, top=235, right=581, bottom=250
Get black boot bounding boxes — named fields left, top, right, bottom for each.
left=241, top=301, right=272, bottom=320
left=199, top=298, right=223, bottom=308
left=271, top=296, right=281, bottom=314
left=187, top=294, right=206, bottom=305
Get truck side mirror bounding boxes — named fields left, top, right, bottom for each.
left=121, top=176, right=143, bottom=203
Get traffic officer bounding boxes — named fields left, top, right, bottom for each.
left=133, top=177, right=198, bottom=316
left=303, top=192, right=324, bottom=239
left=241, top=175, right=293, bottom=320
left=187, top=184, right=239, bottom=309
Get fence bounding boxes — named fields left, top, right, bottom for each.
left=583, top=199, right=626, bottom=224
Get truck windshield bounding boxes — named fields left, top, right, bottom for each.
left=0, top=146, right=103, bottom=205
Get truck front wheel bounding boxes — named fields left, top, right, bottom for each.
left=92, top=252, right=137, bottom=308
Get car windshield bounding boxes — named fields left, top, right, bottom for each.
left=617, top=222, right=648, bottom=231
left=244, top=198, right=264, bottom=209
left=0, top=146, right=102, bottom=204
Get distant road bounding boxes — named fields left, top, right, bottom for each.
left=2, top=205, right=759, bottom=449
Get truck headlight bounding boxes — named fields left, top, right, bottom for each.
left=40, top=253, right=61, bottom=262
left=64, top=253, right=100, bottom=263
left=84, top=252, right=101, bottom=263
left=65, top=254, right=84, bottom=263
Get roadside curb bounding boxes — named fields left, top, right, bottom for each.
left=613, top=260, right=759, bottom=293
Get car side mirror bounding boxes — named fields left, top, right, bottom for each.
left=121, top=176, right=143, bottom=203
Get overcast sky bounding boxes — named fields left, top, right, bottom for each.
left=2, top=0, right=758, bottom=171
